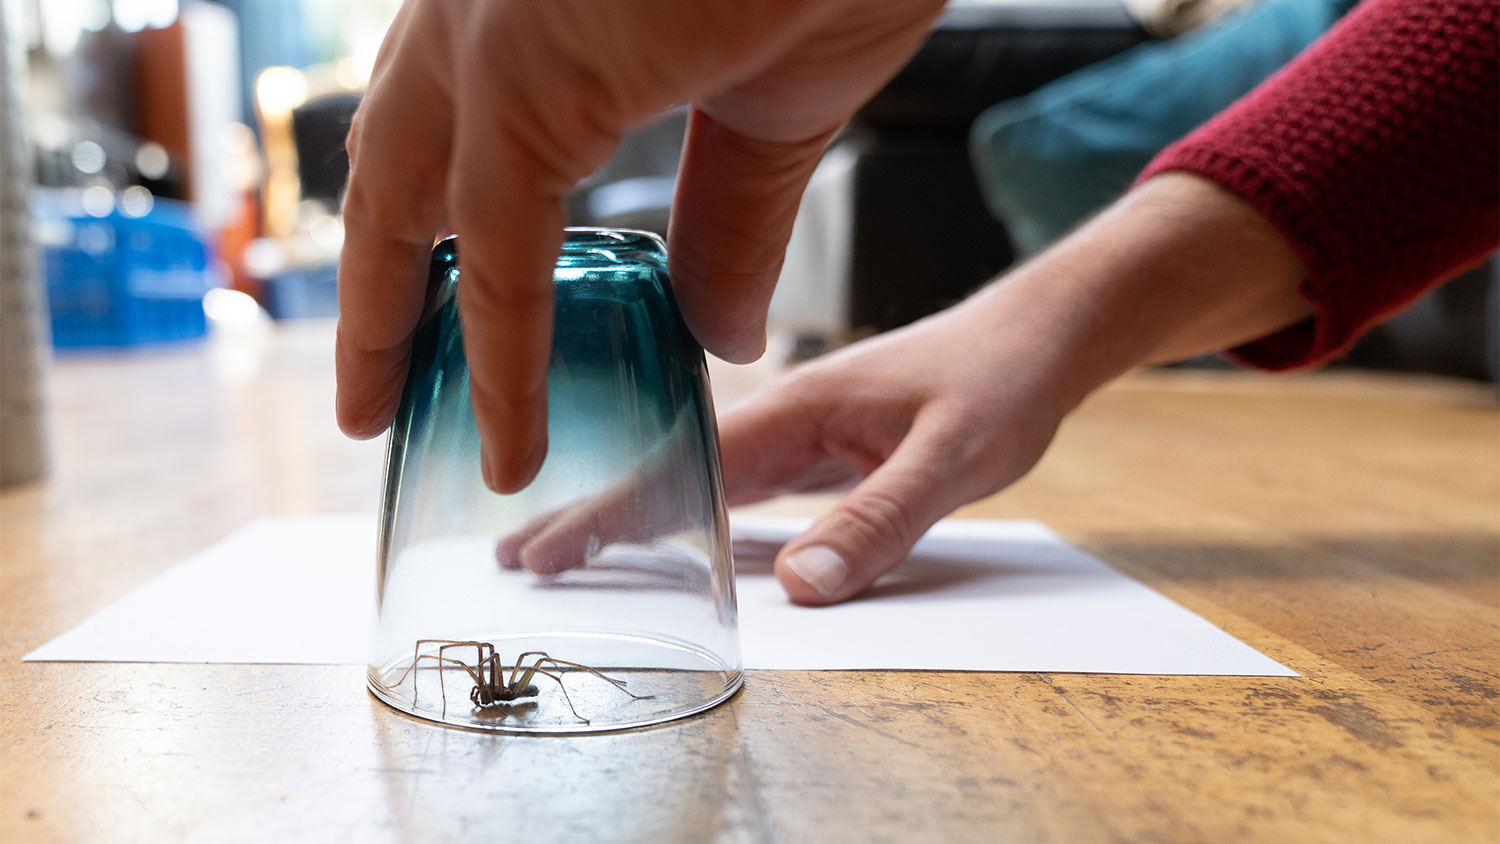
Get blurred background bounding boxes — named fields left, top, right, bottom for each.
left=0, top=0, right=1494, bottom=485
left=13, top=0, right=396, bottom=336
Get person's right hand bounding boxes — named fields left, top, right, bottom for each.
left=334, top=0, right=947, bottom=493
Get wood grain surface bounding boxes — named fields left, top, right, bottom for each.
left=2, top=322, right=1496, bottom=843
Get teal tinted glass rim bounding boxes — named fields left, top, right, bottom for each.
left=420, top=227, right=669, bottom=324
left=555, top=226, right=667, bottom=262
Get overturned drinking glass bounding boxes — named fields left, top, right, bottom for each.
left=367, top=229, right=742, bottom=733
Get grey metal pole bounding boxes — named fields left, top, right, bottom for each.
left=0, top=0, right=48, bottom=487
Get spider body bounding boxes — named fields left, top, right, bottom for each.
left=472, top=681, right=539, bottom=707
left=392, top=638, right=651, bottom=723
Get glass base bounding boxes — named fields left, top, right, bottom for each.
left=367, top=631, right=742, bottom=733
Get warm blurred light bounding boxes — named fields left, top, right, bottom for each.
left=113, top=0, right=179, bottom=33
left=70, top=140, right=106, bottom=175
left=134, top=142, right=170, bottom=180
left=119, top=185, right=155, bottom=218
left=219, top=122, right=262, bottom=192
left=256, top=66, right=309, bottom=121
left=80, top=185, right=115, bottom=218
left=334, top=57, right=366, bottom=90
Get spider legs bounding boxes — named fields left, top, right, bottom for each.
left=394, top=642, right=651, bottom=723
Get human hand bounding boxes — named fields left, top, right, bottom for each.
left=334, top=0, right=946, bottom=493
left=715, top=286, right=1103, bottom=604
left=492, top=173, right=1310, bottom=602
left=722, top=171, right=1310, bottom=604
left=493, top=275, right=1102, bottom=601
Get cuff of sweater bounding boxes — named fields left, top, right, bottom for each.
left=1138, top=144, right=1366, bottom=372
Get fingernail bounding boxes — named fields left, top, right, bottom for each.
left=784, top=545, right=848, bottom=598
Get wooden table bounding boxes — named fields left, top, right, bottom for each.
left=3, top=322, right=1497, bottom=843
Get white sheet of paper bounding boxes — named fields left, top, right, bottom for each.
left=25, top=514, right=1294, bottom=676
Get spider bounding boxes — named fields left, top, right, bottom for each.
left=391, top=639, right=652, bottom=724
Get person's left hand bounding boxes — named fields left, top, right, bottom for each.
left=713, top=287, right=1087, bottom=603
left=497, top=273, right=1113, bottom=604
left=494, top=172, right=1313, bottom=602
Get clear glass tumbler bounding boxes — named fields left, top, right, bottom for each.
left=367, top=229, right=742, bottom=733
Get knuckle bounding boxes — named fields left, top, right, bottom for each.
left=443, top=180, right=498, bottom=228
left=340, top=151, right=415, bottom=231
left=341, top=178, right=439, bottom=246
left=923, top=399, right=1002, bottom=458
left=344, top=112, right=365, bottom=162
left=836, top=485, right=918, bottom=555
left=452, top=12, right=629, bottom=188
left=930, top=399, right=1053, bottom=482
left=929, top=416, right=990, bottom=467
left=339, top=179, right=379, bottom=230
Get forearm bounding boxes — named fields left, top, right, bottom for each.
left=1141, top=0, right=1499, bottom=369
left=976, top=0, right=1498, bottom=391
left=961, top=172, right=1310, bottom=412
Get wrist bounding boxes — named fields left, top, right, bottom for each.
left=966, top=173, right=1309, bottom=406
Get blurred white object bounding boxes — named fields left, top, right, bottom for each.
left=241, top=236, right=289, bottom=279
left=69, top=140, right=106, bottom=174
left=1121, top=0, right=1256, bottom=37
left=119, top=185, right=155, bottom=218
left=204, top=288, right=274, bottom=384
left=137, top=3, right=241, bottom=229
left=113, top=0, right=179, bottom=33
left=767, top=142, right=858, bottom=335
left=0, top=0, right=48, bottom=485
left=182, top=3, right=241, bottom=228
left=203, top=287, right=265, bottom=327
left=134, top=141, right=170, bottom=180
left=79, top=183, right=114, bottom=217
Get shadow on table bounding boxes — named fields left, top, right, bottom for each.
left=732, top=535, right=1124, bottom=603
left=1083, top=532, right=1499, bottom=607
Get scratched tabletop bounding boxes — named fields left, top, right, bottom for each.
left=2, top=322, right=1496, bottom=843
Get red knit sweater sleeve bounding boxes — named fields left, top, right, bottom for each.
left=1139, top=0, right=1499, bottom=370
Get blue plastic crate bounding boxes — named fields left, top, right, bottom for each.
left=38, top=196, right=218, bottom=349
left=261, top=262, right=340, bottom=320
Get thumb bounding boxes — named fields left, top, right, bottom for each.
left=773, top=421, right=977, bottom=605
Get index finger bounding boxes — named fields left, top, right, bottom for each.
left=447, top=66, right=570, bottom=491
left=335, top=9, right=453, bottom=439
